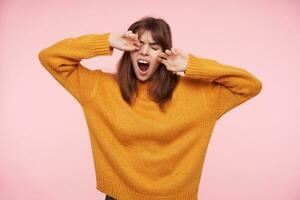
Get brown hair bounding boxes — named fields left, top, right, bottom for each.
left=113, top=16, right=180, bottom=112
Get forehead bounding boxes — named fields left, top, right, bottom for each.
left=138, top=30, right=156, bottom=44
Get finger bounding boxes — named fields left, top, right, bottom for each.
left=133, top=32, right=138, bottom=40
left=125, top=31, right=134, bottom=39
left=123, top=41, right=138, bottom=51
left=134, top=34, right=140, bottom=45
left=127, top=46, right=139, bottom=52
left=123, top=32, right=130, bottom=38
left=126, top=32, right=134, bottom=39
left=165, top=49, right=172, bottom=55
left=159, top=52, right=167, bottom=59
left=171, top=48, right=177, bottom=55
left=129, top=31, right=135, bottom=38
left=158, top=57, right=167, bottom=66
left=130, top=34, right=139, bottom=42
left=133, top=41, right=140, bottom=48
left=158, top=58, right=174, bottom=70
left=135, top=32, right=139, bottom=40
left=158, top=57, right=166, bottom=63
left=128, top=31, right=137, bottom=39
left=132, top=34, right=137, bottom=40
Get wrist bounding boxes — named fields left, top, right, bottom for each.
left=183, top=52, right=189, bottom=72
left=108, top=33, right=113, bottom=48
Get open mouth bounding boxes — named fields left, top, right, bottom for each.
left=137, top=60, right=150, bottom=72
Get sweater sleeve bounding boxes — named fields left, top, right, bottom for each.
left=184, top=53, right=262, bottom=120
left=38, top=32, right=114, bottom=105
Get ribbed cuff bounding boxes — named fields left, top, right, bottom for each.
left=76, top=32, right=114, bottom=57
left=184, top=53, right=220, bottom=82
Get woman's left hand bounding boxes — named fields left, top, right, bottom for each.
left=158, top=48, right=189, bottom=74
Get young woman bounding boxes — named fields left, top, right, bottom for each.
left=38, top=16, right=262, bottom=200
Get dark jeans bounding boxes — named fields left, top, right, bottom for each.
left=105, top=194, right=117, bottom=200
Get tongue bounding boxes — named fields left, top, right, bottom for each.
left=138, top=63, right=149, bottom=71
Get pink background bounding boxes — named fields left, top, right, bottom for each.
left=1, top=0, right=299, bottom=199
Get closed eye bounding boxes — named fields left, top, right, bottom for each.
left=139, top=40, right=161, bottom=50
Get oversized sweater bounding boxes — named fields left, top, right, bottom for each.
left=38, top=32, right=262, bottom=200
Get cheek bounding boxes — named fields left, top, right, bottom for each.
left=151, top=57, right=161, bottom=70
left=152, top=52, right=161, bottom=62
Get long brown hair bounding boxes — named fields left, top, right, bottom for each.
left=113, top=16, right=180, bottom=112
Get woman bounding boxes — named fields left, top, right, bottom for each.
left=38, top=16, right=262, bottom=200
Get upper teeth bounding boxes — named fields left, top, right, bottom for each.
left=138, top=60, right=149, bottom=64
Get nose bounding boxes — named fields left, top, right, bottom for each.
left=140, top=45, right=149, bottom=56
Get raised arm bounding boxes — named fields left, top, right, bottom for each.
left=184, top=53, right=263, bottom=120
left=158, top=49, right=262, bottom=120
left=38, top=32, right=114, bottom=105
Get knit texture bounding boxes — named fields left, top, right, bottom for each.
left=38, top=32, right=262, bottom=200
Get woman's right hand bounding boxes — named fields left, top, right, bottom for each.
left=108, top=31, right=141, bottom=52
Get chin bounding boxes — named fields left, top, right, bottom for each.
left=135, top=72, right=151, bottom=82
left=133, top=65, right=152, bottom=82
left=137, top=77, right=149, bottom=82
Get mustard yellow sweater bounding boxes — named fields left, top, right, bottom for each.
left=38, top=32, right=262, bottom=200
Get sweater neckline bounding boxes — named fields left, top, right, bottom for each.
left=135, top=76, right=182, bottom=102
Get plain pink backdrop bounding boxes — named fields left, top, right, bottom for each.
left=1, top=0, right=299, bottom=199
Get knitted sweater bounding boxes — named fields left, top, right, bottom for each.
left=38, top=32, right=262, bottom=200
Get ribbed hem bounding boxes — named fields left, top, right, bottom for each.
left=184, top=53, right=222, bottom=82
left=96, top=177, right=198, bottom=200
